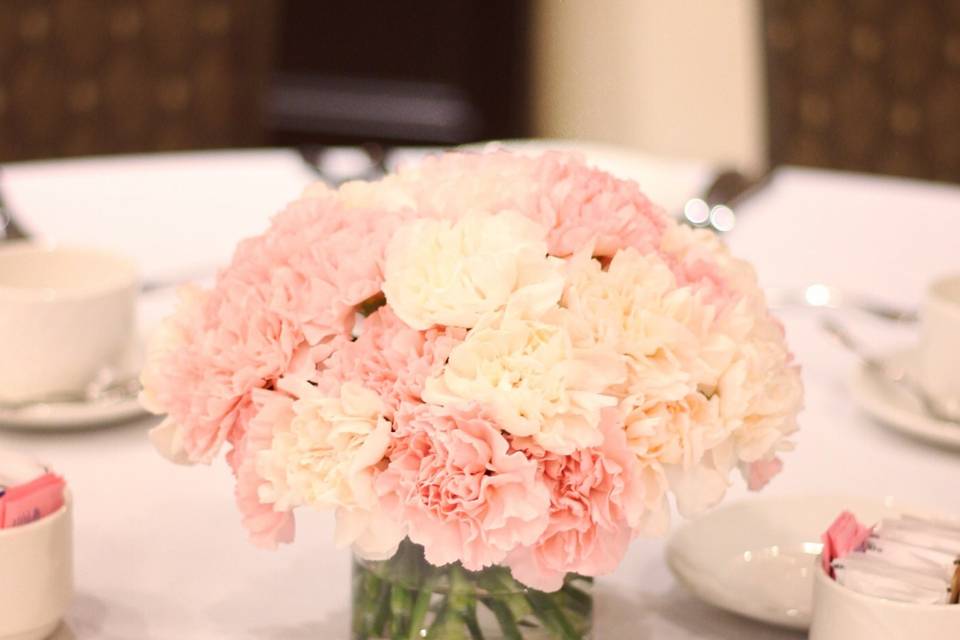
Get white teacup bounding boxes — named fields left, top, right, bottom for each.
left=0, top=243, right=138, bottom=404
left=918, top=274, right=960, bottom=418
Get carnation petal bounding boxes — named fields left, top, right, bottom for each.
left=664, top=463, right=730, bottom=517
left=148, top=417, right=191, bottom=465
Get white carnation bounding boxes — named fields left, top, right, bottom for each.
left=383, top=211, right=563, bottom=330
left=256, top=379, right=403, bottom=556
left=423, top=304, right=626, bottom=455
left=563, top=237, right=802, bottom=517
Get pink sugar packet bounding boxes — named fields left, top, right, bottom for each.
left=821, top=511, right=872, bottom=576
left=0, top=472, right=65, bottom=529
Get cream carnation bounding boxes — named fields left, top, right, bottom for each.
left=661, top=225, right=803, bottom=467
left=562, top=247, right=726, bottom=397
left=256, top=378, right=403, bottom=558
left=423, top=304, right=625, bottom=455
left=624, top=393, right=731, bottom=517
left=563, top=240, right=801, bottom=516
left=383, top=211, right=563, bottom=330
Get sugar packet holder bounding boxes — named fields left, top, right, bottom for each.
left=821, top=510, right=960, bottom=605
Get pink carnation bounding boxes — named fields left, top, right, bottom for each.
left=142, top=197, right=404, bottom=463
left=670, top=254, right=732, bottom=306
left=531, top=153, right=667, bottom=257
left=398, top=150, right=667, bottom=259
left=743, top=456, right=784, bottom=491
left=227, top=388, right=295, bottom=548
left=506, top=409, right=646, bottom=591
left=316, top=306, right=464, bottom=418
left=375, top=403, right=550, bottom=571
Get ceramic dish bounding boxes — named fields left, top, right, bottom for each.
left=849, top=346, right=960, bottom=450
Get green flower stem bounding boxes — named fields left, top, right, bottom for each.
left=462, top=601, right=484, bottom=640
left=362, top=571, right=381, bottom=605
left=525, top=592, right=580, bottom=640
left=443, top=564, right=483, bottom=640
left=406, top=578, right=436, bottom=640
left=371, top=581, right=392, bottom=637
left=446, top=565, right=474, bottom=639
left=561, top=583, right=591, bottom=608
left=559, top=583, right=592, bottom=617
left=357, top=292, right=387, bottom=317
left=428, top=594, right=468, bottom=640
left=352, top=570, right=369, bottom=639
left=479, top=597, right=523, bottom=640
left=479, top=569, right=532, bottom=621
left=357, top=570, right=384, bottom=638
left=389, top=585, right=413, bottom=639
left=354, top=543, right=592, bottom=639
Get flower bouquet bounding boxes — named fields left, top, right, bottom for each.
left=142, top=150, right=802, bottom=639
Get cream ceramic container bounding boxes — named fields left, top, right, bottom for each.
left=0, top=495, right=73, bottom=640
left=810, top=562, right=959, bottom=639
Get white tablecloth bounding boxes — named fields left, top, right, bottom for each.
left=1, top=151, right=958, bottom=640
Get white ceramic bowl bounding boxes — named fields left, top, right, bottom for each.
left=0, top=243, right=138, bottom=403
left=0, top=496, right=73, bottom=640
left=810, top=562, right=959, bottom=639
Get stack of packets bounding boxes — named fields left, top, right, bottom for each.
left=822, top=511, right=960, bottom=605
left=0, top=450, right=65, bottom=529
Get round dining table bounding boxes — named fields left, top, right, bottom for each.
left=1, top=147, right=957, bottom=640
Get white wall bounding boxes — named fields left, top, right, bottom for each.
left=532, top=0, right=767, bottom=171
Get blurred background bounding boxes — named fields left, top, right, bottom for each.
left=1, top=0, right=959, bottom=182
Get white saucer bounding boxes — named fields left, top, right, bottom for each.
left=0, top=325, right=148, bottom=431
left=0, top=393, right=145, bottom=431
left=665, top=495, right=916, bottom=630
left=849, top=346, right=960, bottom=450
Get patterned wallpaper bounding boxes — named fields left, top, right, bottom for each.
left=764, top=0, right=960, bottom=182
left=2, top=0, right=958, bottom=183
left=0, top=0, right=276, bottom=162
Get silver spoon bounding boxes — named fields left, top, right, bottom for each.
left=821, top=317, right=960, bottom=425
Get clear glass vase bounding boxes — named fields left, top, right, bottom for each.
left=351, top=539, right=593, bottom=639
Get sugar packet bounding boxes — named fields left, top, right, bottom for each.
left=0, top=449, right=66, bottom=529
left=0, top=472, right=66, bottom=528
left=832, top=552, right=951, bottom=604
left=877, top=518, right=960, bottom=557
left=865, top=535, right=958, bottom=582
